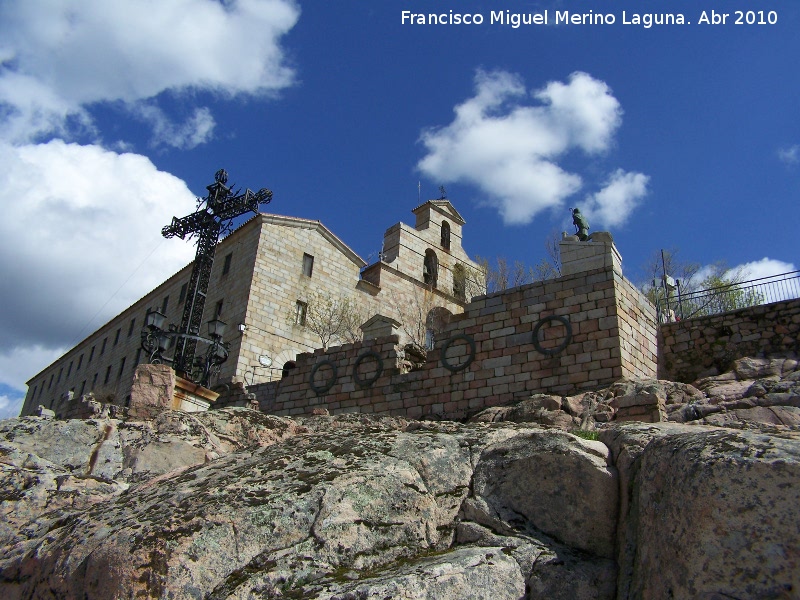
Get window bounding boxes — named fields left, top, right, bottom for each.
left=161, top=295, right=170, bottom=314
left=453, top=264, right=466, bottom=301
left=128, top=317, right=136, bottom=337
left=295, top=301, right=307, bottom=326
left=423, top=249, right=438, bottom=287
left=117, top=357, right=126, bottom=380
left=31, top=385, right=38, bottom=401
left=113, top=328, right=121, bottom=346
left=92, top=373, right=98, bottom=389
left=89, top=345, right=95, bottom=363
left=103, top=365, right=112, bottom=385
left=57, top=368, right=63, bottom=384
left=441, top=221, right=451, bottom=250
left=134, top=348, right=142, bottom=367
left=425, top=328, right=436, bottom=351
left=100, top=338, right=107, bottom=355
left=79, top=381, right=86, bottom=396
left=66, top=361, right=73, bottom=378
left=77, top=354, right=83, bottom=371
left=222, top=252, right=233, bottom=276
left=179, top=282, right=188, bottom=304
left=302, top=253, right=314, bottom=277
left=214, top=299, right=224, bottom=317
left=48, top=374, right=53, bottom=389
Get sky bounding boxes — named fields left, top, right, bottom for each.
left=1, top=0, right=798, bottom=418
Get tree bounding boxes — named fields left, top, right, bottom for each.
left=388, top=286, right=451, bottom=361
left=475, top=231, right=562, bottom=295
left=641, top=249, right=763, bottom=320
left=290, top=291, right=368, bottom=349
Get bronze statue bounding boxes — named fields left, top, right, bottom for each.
left=572, top=208, right=589, bottom=241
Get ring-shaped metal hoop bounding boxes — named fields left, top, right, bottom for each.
left=309, top=360, right=338, bottom=395
left=353, top=351, right=383, bottom=387
left=532, top=315, right=573, bottom=356
left=440, top=334, right=476, bottom=372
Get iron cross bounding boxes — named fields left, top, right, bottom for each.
left=162, top=169, right=272, bottom=379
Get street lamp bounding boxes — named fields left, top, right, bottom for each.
left=140, top=310, right=231, bottom=388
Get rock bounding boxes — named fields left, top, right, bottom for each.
left=466, top=430, right=618, bottom=559
left=601, top=423, right=800, bottom=600
left=1, top=402, right=798, bottom=598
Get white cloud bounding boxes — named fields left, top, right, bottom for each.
left=0, top=0, right=300, bottom=143
left=133, top=104, right=216, bottom=150
left=0, top=394, right=23, bottom=421
left=418, top=70, right=645, bottom=225
left=583, top=169, right=649, bottom=228
left=778, top=145, right=799, bottom=166
left=0, top=140, right=198, bottom=392
left=731, top=258, right=796, bottom=281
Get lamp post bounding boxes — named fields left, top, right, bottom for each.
left=141, top=310, right=231, bottom=388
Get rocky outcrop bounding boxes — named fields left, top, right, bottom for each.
left=1, top=405, right=797, bottom=599
left=471, top=356, right=800, bottom=433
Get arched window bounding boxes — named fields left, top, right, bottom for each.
left=423, top=250, right=438, bottom=287
left=440, top=221, right=451, bottom=250
left=453, top=264, right=466, bottom=300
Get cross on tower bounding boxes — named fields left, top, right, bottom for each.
left=162, top=168, right=272, bottom=379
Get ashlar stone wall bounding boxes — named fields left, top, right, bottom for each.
left=659, top=298, right=800, bottom=383
left=262, top=256, right=658, bottom=420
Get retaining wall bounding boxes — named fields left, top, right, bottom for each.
left=258, top=265, right=658, bottom=420
left=659, top=298, right=800, bottom=383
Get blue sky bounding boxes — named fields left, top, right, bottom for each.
left=1, top=0, right=798, bottom=418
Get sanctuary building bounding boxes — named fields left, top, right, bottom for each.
left=21, top=200, right=482, bottom=417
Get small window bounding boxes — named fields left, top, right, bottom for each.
left=92, top=373, right=98, bottom=389
left=104, top=365, right=112, bottom=385
left=423, top=249, right=439, bottom=287
left=179, top=283, right=188, bottom=304
left=453, top=264, right=466, bottom=301
left=161, top=296, right=169, bottom=314
left=89, top=345, right=95, bottom=363
left=48, top=374, right=53, bottom=389
left=425, top=328, right=436, bottom=350
left=66, top=361, right=73, bottom=378
left=79, top=381, right=86, bottom=396
left=117, top=357, right=126, bottom=380
left=77, top=354, right=83, bottom=371
left=295, top=301, right=307, bottom=326
left=113, top=328, right=121, bottom=346
left=100, top=338, right=107, bottom=355
left=222, top=253, right=233, bottom=276
left=441, top=221, right=451, bottom=250
left=57, top=367, right=63, bottom=384
left=302, top=253, right=314, bottom=277
left=215, top=299, right=224, bottom=317
left=134, top=348, right=142, bottom=367
left=31, top=385, right=38, bottom=401
left=128, top=317, right=136, bottom=337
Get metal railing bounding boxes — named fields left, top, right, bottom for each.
left=655, top=270, right=800, bottom=323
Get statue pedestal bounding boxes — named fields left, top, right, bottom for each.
left=129, top=364, right=218, bottom=419
left=560, top=231, right=622, bottom=277
left=174, top=376, right=219, bottom=412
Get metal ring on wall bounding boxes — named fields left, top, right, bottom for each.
left=440, top=334, right=476, bottom=372
left=353, top=350, right=384, bottom=387
left=309, top=360, right=338, bottom=395
left=532, top=315, right=572, bottom=356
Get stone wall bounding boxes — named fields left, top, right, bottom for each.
left=659, top=298, right=800, bottom=383
left=261, top=263, right=659, bottom=420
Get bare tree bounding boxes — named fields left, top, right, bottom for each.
left=388, top=286, right=450, bottom=360
left=290, top=291, right=367, bottom=349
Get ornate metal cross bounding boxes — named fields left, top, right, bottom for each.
left=162, top=169, right=272, bottom=378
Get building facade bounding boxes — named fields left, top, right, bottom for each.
left=20, top=200, right=482, bottom=417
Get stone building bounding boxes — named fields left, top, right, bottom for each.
left=20, top=200, right=482, bottom=417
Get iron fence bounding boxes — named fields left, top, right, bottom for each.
left=655, top=270, right=800, bottom=323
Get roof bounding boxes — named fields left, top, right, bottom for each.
left=411, top=200, right=466, bottom=226
left=259, top=213, right=367, bottom=268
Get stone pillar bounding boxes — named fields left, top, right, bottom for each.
left=129, top=363, right=218, bottom=419
left=560, top=231, right=622, bottom=276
